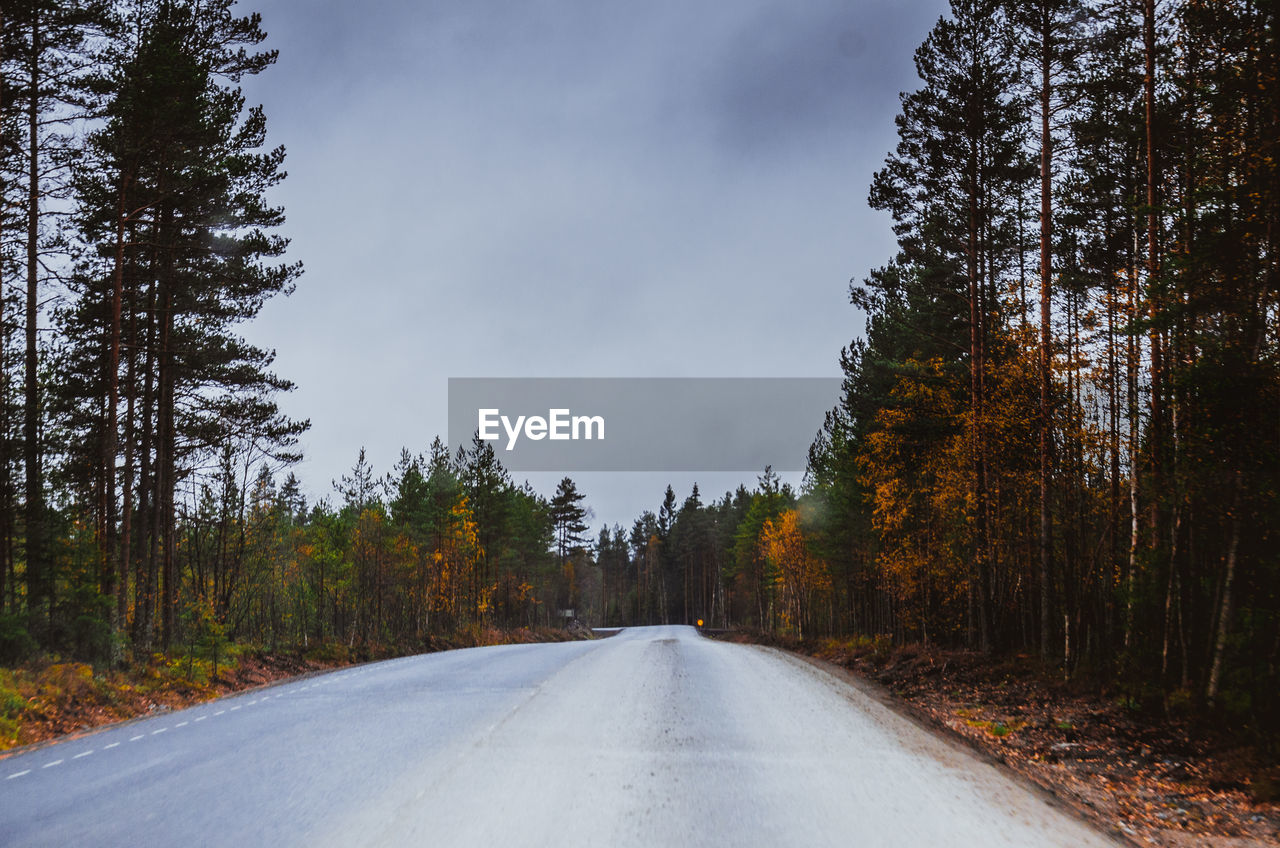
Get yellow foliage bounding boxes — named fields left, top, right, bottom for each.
left=426, top=495, right=485, bottom=625
left=760, top=509, right=831, bottom=638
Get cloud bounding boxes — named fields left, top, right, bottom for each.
left=236, top=0, right=947, bottom=528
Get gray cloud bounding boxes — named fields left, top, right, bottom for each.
left=235, top=0, right=948, bottom=528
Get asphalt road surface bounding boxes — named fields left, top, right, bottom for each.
left=0, top=625, right=1117, bottom=847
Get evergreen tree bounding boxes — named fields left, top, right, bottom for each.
left=861, top=0, right=1031, bottom=649
left=549, top=476, right=588, bottom=571
left=59, top=0, right=303, bottom=650
left=6, top=0, right=111, bottom=640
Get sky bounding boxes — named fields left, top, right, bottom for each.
left=235, top=0, right=950, bottom=532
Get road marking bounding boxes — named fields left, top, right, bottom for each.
left=194, top=716, right=207, bottom=722
left=176, top=721, right=188, bottom=727
left=229, top=705, right=240, bottom=711
left=7, top=770, right=30, bottom=779
left=151, top=728, right=166, bottom=735
left=73, top=751, right=93, bottom=759
left=214, top=710, right=226, bottom=716
left=42, top=760, right=62, bottom=768
left=129, top=735, right=144, bottom=742
left=104, top=742, right=120, bottom=749
left=247, top=700, right=257, bottom=706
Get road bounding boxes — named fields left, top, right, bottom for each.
left=0, top=625, right=1117, bottom=847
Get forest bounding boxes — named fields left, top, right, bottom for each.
left=626, top=0, right=1278, bottom=732
left=0, top=0, right=1276, bottom=743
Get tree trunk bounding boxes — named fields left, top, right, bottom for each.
left=1206, top=478, right=1241, bottom=704
left=25, top=6, right=46, bottom=634
left=119, top=280, right=138, bottom=633
left=156, top=199, right=177, bottom=650
left=1125, top=228, right=1141, bottom=650
left=136, top=277, right=158, bottom=651
left=103, top=178, right=130, bottom=658
left=1144, top=0, right=1164, bottom=552
left=967, top=133, right=992, bottom=653
left=0, top=1, right=8, bottom=617
left=1038, top=6, right=1054, bottom=661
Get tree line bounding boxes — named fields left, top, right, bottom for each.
left=602, top=0, right=1277, bottom=731
left=1, top=0, right=1275, bottom=737
left=169, top=440, right=597, bottom=651
left=793, top=0, right=1273, bottom=727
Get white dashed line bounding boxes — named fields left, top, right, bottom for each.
left=0, top=677, right=346, bottom=778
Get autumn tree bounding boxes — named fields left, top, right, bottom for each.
left=761, top=509, right=830, bottom=639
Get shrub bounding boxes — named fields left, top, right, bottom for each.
left=0, top=614, right=36, bottom=665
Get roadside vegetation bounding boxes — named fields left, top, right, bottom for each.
left=0, top=625, right=583, bottom=752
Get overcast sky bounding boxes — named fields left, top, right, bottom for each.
left=235, top=0, right=949, bottom=531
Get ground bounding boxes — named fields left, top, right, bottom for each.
left=724, top=632, right=1280, bottom=848
left=6, top=626, right=1277, bottom=847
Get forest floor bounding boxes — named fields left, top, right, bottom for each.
left=0, top=626, right=584, bottom=754
left=721, top=631, right=1280, bottom=848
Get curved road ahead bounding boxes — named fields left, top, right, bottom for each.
left=0, top=625, right=1116, bottom=847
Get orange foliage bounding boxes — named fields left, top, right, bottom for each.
left=761, top=509, right=831, bottom=638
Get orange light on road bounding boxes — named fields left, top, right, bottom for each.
left=697, top=619, right=704, bottom=627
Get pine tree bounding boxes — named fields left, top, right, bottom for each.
left=7, top=0, right=110, bottom=639
left=59, top=0, right=303, bottom=650
left=549, top=477, right=588, bottom=570
left=864, top=0, right=1030, bottom=650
